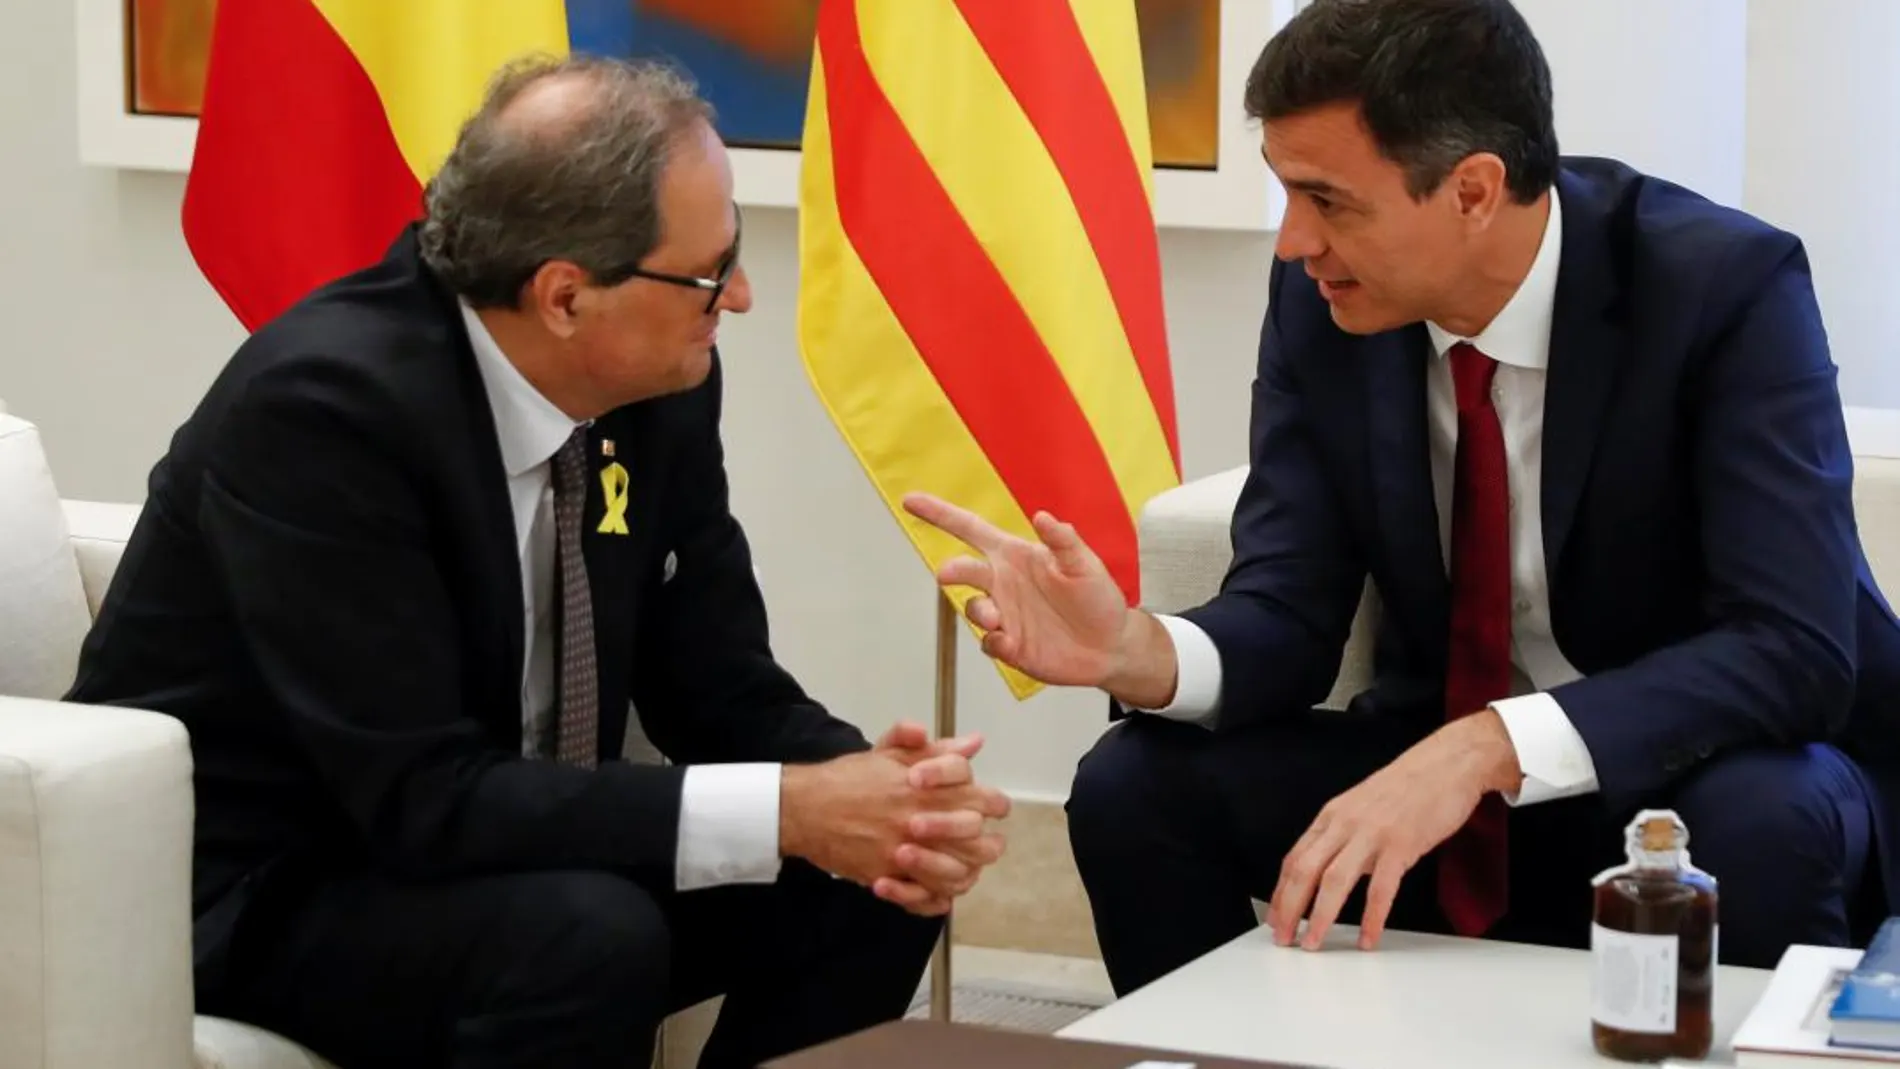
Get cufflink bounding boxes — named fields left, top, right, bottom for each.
left=663, top=551, right=677, bottom=582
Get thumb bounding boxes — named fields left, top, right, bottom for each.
left=1033, top=512, right=1097, bottom=574
left=876, top=721, right=931, bottom=751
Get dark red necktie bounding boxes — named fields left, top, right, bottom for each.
left=1438, top=342, right=1512, bottom=936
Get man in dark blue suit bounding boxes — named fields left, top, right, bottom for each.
left=904, top=0, right=1900, bottom=994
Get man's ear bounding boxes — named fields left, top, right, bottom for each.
left=1449, top=153, right=1509, bottom=229
left=527, top=260, right=589, bottom=340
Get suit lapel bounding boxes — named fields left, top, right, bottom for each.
left=1541, top=169, right=1629, bottom=574
left=1365, top=325, right=1450, bottom=617
left=451, top=329, right=528, bottom=724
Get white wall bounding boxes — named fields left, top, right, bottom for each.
left=1516, top=0, right=1747, bottom=209
left=5, top=0, right=1898, bottom=797
left=1745, top=0, right=1900, bottom=411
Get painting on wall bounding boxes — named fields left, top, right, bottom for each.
left=128, top=0, right=216, bottom=118
left=125, top=0, right=1221, bottom=169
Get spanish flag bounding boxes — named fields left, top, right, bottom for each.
left=797, top=0, right=1180, bottom=697
left=181, top=1, right=568, bottom=331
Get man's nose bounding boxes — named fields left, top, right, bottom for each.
left=718, top=264, right=753, bottom=314
left=1274, top=199, right=1325, bottom=263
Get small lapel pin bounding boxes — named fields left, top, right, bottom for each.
left=601, top=438, right=616, bottom=458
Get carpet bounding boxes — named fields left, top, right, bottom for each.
left=904, top=978, right=1110, bottom=1034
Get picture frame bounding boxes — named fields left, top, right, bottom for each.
left=76, top=0, right=1303, bottom=231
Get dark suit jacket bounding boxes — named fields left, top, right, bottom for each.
left=66, top=227, right=867, bottom=981
left=1181, top=156, right=1900, bottom=908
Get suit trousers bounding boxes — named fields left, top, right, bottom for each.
left=200, top=857, right=942, bottom=1069
left=1066, top=709, right=1878, bottom=996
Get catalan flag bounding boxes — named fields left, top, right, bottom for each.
left=181, top=0, right=569, bottom=330
left=797, top=0, right=1180, bottom=697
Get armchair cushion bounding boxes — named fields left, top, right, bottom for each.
left=61, top=498, right=144, bottom=616
left=0, top=415, right=92, bottom=699
left=1137, top=464, right=1379, bottom=709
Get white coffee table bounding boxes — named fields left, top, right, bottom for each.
left=1057, top=925, right=1772, bottom=1069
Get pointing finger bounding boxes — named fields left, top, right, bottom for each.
left=904, top=492, right=1008, bottom=554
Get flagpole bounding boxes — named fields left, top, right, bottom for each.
left=929, top=589, right=957, bottom=1022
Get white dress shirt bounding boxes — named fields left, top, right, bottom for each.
left=461, top=302, right=783, bottom=889
left=1144, top=190, right=1600, bottom=805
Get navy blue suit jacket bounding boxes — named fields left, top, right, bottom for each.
left=1181, top=157, right=1900, bottom=908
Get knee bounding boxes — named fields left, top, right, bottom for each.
left=1670, top=746, right=1863, bottom=876
left=1066, top=717, right=1208, bottom=869
left=1667, top=746, right=1871, bottom=937
left=788, top=860, right=942, bottom=966
left=490, top=873, right=671, bottom=1017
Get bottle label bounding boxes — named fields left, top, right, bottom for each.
left=1591, top=922, right=1679, bottom=1034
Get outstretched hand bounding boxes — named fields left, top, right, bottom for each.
left=1265, top=712, right=1521, bottom=951
left=901, top=492, right=1129, bottom=689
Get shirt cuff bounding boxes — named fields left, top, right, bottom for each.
left=1489, top=693, right=1598, bottom=806
left=1117, top=614, right=1221, bottom=727
left=675, top=762, right=784, bottom=891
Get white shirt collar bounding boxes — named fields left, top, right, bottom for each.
left=1424, top=186, right=1563, bottom=370
left=459, top=300, right=581, bottom=477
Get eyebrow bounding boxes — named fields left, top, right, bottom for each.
left=1285, top=178, right=1348, bottom=200
left=700, top=239, right=737, bottom=275
left=1258, top=147, right=1355, bottom=203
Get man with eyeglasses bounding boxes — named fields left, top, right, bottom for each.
left=64, top=54, right=1007, bottom=1069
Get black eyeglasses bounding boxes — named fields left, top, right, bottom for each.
left=621, top=205, right=743, bottom=313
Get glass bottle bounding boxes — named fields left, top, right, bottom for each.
left=1589, top=808, right=1718, bottom=1062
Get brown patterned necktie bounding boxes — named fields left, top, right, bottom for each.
left=551, top=427, right=599, bottom=768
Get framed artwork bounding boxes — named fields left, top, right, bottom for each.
left=79, top=0, right=1301, bottom=230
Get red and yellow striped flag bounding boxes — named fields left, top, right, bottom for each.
left=181, top=0, right=568, bottom=330
left=797, top=0, right=1181, bottom=697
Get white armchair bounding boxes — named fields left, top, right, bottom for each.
left=0, top=409, right=719, bottom=1069
left=0, top=409, right=340, bottom=1069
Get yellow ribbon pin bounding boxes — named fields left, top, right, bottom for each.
left=597, top=462, right=630, bottom=535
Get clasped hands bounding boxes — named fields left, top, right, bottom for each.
left=780, top=721, right=1011, bottom=916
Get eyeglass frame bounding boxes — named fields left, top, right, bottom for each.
left=615, top=204, right=744, bottom=313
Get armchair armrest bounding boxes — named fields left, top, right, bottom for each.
left=1136, top=465, right=1250, bottom=615
left=60, top=499, right=142, bottom=618
left=1136, top=465, right=1380, bottom=710
left=0, top=696, right=195, bottom=1069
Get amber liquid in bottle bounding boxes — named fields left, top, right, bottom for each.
left=1589, top=809, right=1718, bottom=1062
